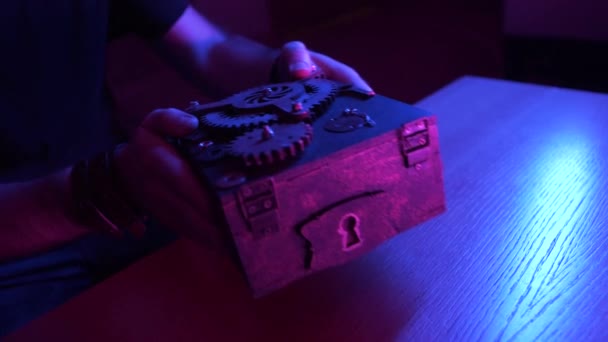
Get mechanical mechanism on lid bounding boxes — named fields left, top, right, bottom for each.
left=184, top=78, right=353, bottom=168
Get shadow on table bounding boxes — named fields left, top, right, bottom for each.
left=253, top=250, right=419, bottom=342
left=5, top=236, right=418, bottom=341
left=178, top=237, right=419, bottom=341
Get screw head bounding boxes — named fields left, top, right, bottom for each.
left=292, top=102, right=303, bottom=112
left=198, top=141, right=214, bottom=149
left=262, top=125, right=275, bottom=140
left=215, top=172, right=247, bottom=189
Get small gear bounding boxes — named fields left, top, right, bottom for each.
left=260, top=79, right=337, bottom=121
left=300, top=79, right=338, bottom=119
left=229, top=122, right=313, bottom=167
left=200, top=111, right=279, bottom=131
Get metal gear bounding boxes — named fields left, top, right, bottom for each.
left=200, top=111, right=279, bottom=131
left=229, top=122, right=313, bottom=167
left=183, top=82, right=306, bottom=116
left=228, top=82, right=308, bottom=113
left=299, top=78, right=338, bottom=119
left=185, top=79, right=343, bottom=119
left=225, top=79, right=336, bottom=119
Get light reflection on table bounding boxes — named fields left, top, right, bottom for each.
left=492, top=128, right=602, bottom=340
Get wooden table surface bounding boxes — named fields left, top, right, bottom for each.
left=7, top=76, right=608, bottom=341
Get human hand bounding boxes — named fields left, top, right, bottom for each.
left=112, top=108, right=223, bottom=250
left=273, top=41, right=375, bottom=95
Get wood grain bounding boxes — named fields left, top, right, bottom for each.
left=7, top=76, right=608, bottom=341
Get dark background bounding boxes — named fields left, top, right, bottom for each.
left=105, top=0, right=608, bottom=129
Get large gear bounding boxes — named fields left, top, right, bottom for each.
left=184, top=82, right=306, bottom=116
left=229, top=82, right=308, bottom=113
left=192, top=79, right=337, bottom=132
left=190, top=79, right=336, bottom=116
left=200, top=111, right=279, bottom=131
left=186, top=79, right=367, bottom=123
left=229, top=122, right=313, bottom=167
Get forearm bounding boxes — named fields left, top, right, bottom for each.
left=191, top=35, right=276, bottom=97
left=0, top=167, right=92, bottom=262
left=158, top=7, right=277, bottom=98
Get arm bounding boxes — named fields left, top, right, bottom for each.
left=0, top=6, right=267, bottom=262
left=0, top=168, right=92, bottom=261
left=155, top=6, right=372, bottom=99
left=157, top=6, right=277, bottom=98
left=0, top=109, right=216, bottom=263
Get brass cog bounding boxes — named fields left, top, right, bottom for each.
left=229, top=122, right=313, bottom=167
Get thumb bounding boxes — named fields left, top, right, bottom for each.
left=141, top=108, right=199, bottom=137
left=280, top=41, right=314, bottom=79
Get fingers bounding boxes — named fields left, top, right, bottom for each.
left=278, top=40, right=375, bottom=94
left=310, top=52, right=375, bottom=94
left=280, top=41, right=314, bottom=80
left=141, top=108, right=199, bottom=137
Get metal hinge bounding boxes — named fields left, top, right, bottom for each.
left=237, top=178, right=280, bottom=239
left=400, top=119, right=431, bottom=167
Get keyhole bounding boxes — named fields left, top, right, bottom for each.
left=340, top=213, right=361, bottom=250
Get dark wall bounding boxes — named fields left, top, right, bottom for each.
left=268, top=0, right=502, bottom=34
left=377, top=0, right=501, bottom=11
left=268, top=0, right=375, bottom=36
left=190, top=0, right=275, bottom=43
left=503, top=0, right=608, bottom=42
left=502, top=0, right=608, bottom=93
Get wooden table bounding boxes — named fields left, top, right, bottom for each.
left=7, top=76, right=608, bottom=341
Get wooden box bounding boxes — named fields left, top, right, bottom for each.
left=177, top=79, right=446, bottom=297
